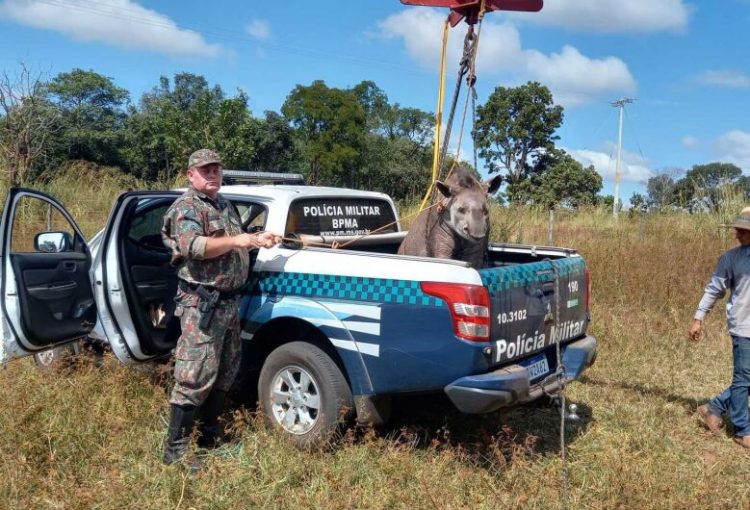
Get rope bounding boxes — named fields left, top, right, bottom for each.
left=551, top=261, right=569, bottom=510
left=419, top=18, right=450, bottom=212
left=437, top=0, right=487, bottom=192
left=419, top=0, right=489, bottom=213
left=472, top=86, right=478, bottom=173
left=337, top=201, right=443, bottom=248
left=470, top=3, right=485, bottom=180
left=452, top=0, right=485, bottom=167
left=272, top=200, right=445, bottom=250
left=437, top=28, right=475, bottom=180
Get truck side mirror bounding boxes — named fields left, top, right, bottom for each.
left=34, top=231, right=73, bottom=253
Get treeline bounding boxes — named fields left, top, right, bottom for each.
left=3, top=65, right=747, bottom=211
left=1, top=66, right=642, bottom=207
left=631, top=162, right=750, bottom=213
left=0, top=68, right=436, bottom=201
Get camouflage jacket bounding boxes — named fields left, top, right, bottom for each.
left=162, top=187, right=250, bottom=305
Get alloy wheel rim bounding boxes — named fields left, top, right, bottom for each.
left=269, top=365, right=321, bottom=435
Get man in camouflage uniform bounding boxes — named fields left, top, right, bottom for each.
left=161, top=149, right=279, bottom=469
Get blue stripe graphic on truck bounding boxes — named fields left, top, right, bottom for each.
left=253, top=271, right=444, bottom=307
left=479, top=258, right=585, bottom=295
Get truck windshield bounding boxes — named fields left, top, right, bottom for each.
left=286, top=198, right=397, bottom=237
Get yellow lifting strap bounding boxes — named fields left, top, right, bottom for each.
left=418, top=17, right=450, bottom=212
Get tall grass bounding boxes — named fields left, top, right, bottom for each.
left=1, top=166, right=749, bottom=509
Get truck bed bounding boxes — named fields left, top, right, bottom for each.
left=298, top=233, right=579, bottom=268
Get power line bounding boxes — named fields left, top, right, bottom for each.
left=581, top=105, right=615, bottom=152
left=623, top=105, right=646, bottom=162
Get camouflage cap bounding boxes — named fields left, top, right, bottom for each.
left=188, top=149, right=222, bottom=169
left=722, top=207, right=750, bottom=231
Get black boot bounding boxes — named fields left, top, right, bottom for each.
left=198, top=389, right=229, bottom=449
left=163, top=404, right=202, bottom=473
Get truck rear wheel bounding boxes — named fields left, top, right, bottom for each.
left=258, top=341, right=353, bottom=448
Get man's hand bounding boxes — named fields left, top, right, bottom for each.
left=204, top=232, right=282, bottom=258
left=233, top=232, right=281, bottom=250
left=688, top=318, right=704, bottom=342
left=232, top=233, right=261, bottom=250
left=255, top=231, right=282, bottom=249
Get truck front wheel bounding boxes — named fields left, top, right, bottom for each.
left=259, top=341, right=353, bottom=448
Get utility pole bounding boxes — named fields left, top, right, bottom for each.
left=611, top=97, right=633, bottom=217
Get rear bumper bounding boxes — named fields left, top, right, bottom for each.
left=444, top=335, right=597, bottom=414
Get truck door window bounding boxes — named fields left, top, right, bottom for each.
left=234, top=202, right=267, bottom=233
left=126, top=199, right=267, bottom=244
left=128, top=203, right=171, bottom=251
left=11, top=196, right=78, bottom=253
left=286, top=198, right=397, bottom=237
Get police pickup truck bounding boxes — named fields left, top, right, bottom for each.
left=0, top=184, right=596, bottom=446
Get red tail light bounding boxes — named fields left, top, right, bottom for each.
left=585, top=267, right=592, bottom=313
left=420, top=282, right=490, bottom=342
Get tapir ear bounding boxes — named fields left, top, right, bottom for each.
left=484, top=174, right=503, bottom=194
left=435, top=180, right=451, bottom=198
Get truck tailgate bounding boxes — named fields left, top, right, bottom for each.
left=479, top=256, right=588, bottom=368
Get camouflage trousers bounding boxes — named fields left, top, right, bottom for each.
left=170, top=298, right=241, bottom=407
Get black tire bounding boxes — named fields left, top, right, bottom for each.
left=33, top=340, right=81, bottom=370
left=258, top=341, right=354, bottom=448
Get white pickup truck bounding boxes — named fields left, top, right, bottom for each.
left=0, top=183, right=596, bottom=446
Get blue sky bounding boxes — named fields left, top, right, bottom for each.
left=1, top=0, right=748, bottom=202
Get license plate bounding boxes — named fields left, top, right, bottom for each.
left=522, top=354, right=550, bottom=380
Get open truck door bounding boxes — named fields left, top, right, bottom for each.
left=0, top=188, right=184, bottom=365
left=92, top=191, right=182, bottom=364
left=0, top=188, right=97, bottom=362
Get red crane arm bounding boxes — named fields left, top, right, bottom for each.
left=400, top=0, right=543, bottom=26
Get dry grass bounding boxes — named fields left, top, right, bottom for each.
left=2, top=168, right=750, bottom=509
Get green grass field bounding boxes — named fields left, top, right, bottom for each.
left=1, top=168, right=749, bottom=509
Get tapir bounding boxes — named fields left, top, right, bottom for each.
left=398, top=165, right=503, bottom=269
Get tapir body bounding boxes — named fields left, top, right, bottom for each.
left=398, top=166, right=502, bottom=270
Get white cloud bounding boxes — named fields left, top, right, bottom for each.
left=525, top=46, right=636, bottom=107
left=246, top=19, right=270, bottom=40
left=682, top=135, right=700, bottom=149
left=697, top=70, right=750, bottom=88
left=567, top=146, right=654, bottom=183
left=514, top=0, right=691, bottom=33
left=377, top=8, right=635, bottom=107
left=0, top=0, right=220, bottom=57
left=378, top=11, right=525, bottom=74
left=715, top=130, right=750, bottom=171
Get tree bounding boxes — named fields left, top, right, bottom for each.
left=358, top=133, right=433, bottom=200
left=386, top=106, right=433, bottom=147
left=597, top=194, right=615, bottom=209
left=516, top=149, right=602, bottom=208
left=349, top=80, right=435, bottom=200
left=645, top=173, right=676, bottom=209
left=123, top=73, right=257, bottom=180
left=46, top=68, right=129, bottom=167
left=248, top=111, right=299, bottom=172
left=672, top=162, right=749, bottom=212
left=351, top=80, right=389, bottom=133
left=629, top=192, right=647, bottom=212
left=474, top=81, right=564, bottom=203
left=0, top=64, right=60, bottom=186
left=282, top=80, right=366, bottom=187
